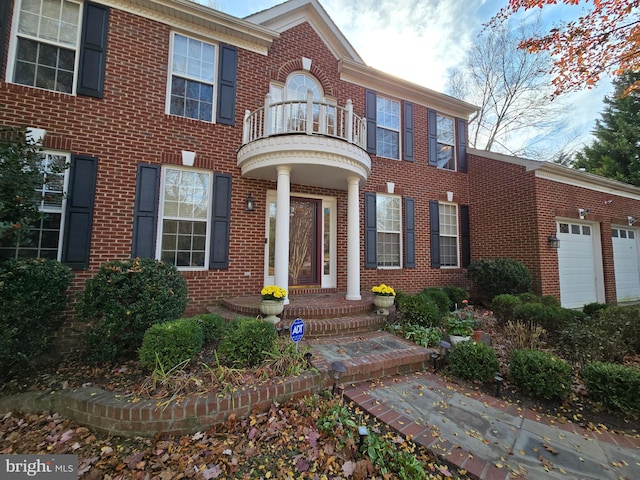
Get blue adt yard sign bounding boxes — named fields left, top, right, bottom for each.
left=290, top=318, right=305, bottom=342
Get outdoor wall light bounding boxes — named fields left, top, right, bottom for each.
left=245, top=193, right=256, bottom=211
left=629, top=216, right=635, bottom=226
left=330, top=360, right=347, bottom=396
left=547, top=234, right=560, bottom=249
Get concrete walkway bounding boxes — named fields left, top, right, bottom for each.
left=343, top=371, right=640, bottom=480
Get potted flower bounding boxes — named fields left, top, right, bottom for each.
left=371, top=283, right=396, bottom=309
left=260, top=285, right=287, bottom=324
left=445, top=310, right=474, bottom=344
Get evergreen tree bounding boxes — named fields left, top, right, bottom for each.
left=574, top=71, right=640, bottom=186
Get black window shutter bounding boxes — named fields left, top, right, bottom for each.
left=364, top=192, right=377, bottom=268
left=209, top=173, right=232, bottom=269
left=429, top=200, right=440, bottom=268
left=461, top=204, right=471, bottom=267
left=365, top=89, right=377, bottom=154
left=457, top=117, right=468, bottom=173
left=404, top=197, right=415, bottom=268
left=216, top=44, right=237, bottom=125
left=62, top=155, right=98, bottom=269
left=403, top=101, right=414, bottom=162
left=77, top=2, right=109, bottom=98
left=0, top=0, right=10, bottom=74
left=428, top=108, right=437, bottom=167
left=132, top=163, right=160, bottom=259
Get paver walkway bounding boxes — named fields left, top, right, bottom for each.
left=343, top=371, right=640, bottom=480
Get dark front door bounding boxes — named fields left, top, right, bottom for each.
left=289, top=197, right=321, bottom=286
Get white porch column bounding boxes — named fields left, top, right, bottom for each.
left=346, top=176, right=361, bottom=300
left=274, top=166, right=291, bottom=304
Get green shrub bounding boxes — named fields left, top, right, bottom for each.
left=396, top=293, right=442, bottom=328
left=509, top=349, right=572, bottom=400
left=491, top=294, right=521, bottom=325
left=0, top=258, right=72, bottom=378
left=421, top=288, right=450, bottom=316
left=582, top=302, right=610, bottom=318
left=466, top=258, right=532, bottom=301
left=595, top=305, right=640, bottom=354
left=441, top=286, right=469, bottom=311
left=557, top=317, right=627, bottom=365
left=448, top=341, right=499, bottom=382
left=513, top=303, right=583, bottom=337
left=77, top=258, right=188, bottom=363
left=139, top=318, right=204, bottom=371
left=582, top=362, right=640, bottom=417
left=540, top=295, right=560, bottom=307
left=518, top=292, right=539, bottom=304
left=218, top=317, right=277, bottom=368
left=192, top=313, right=227, bottom=345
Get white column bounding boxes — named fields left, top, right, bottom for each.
left=274, top=166, right=291, bottom=304
left=346, top=176, right=361, bottom=300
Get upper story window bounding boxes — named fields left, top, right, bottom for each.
left=376, top=194, right=402, bottom=267
left=437, top=114, right=455, bottom=170
left=10, top=0, right=81, bottom=94
left=0, top=151, right=69, bottom=260
left=376, top=96, right=400, bottom=160
left=168, top=33, right=216, bottom=122
left=438, top=202, right=458, bottom=267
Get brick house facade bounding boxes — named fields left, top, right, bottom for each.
left=2, top=0, right=640, bottom=315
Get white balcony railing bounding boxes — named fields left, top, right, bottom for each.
left=242, top=91, right=366, bottom=149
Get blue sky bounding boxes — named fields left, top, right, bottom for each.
left=207, top=0, right=612, bottom=158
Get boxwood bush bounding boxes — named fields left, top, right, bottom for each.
left=396, top=292, right=442, bottom=328
left=509, top=349, right=572, bottom=400
left=421, top=288, right=451, bottom=317
left=218, top=317, right=277, bottom=368
left=582, top=362, right=640, bottom=417
left=0, top=258, right=72, bottom=378
left=491, top=294, right=521, bottom=325
left=448, top=341, right=499, bottom=382
left=77, top=258, right=188, bottom=363
left=466, top=258, right=532, bottom=301
left=441, top=286, right=469, bottom=311
left=139, top=317, right=204, bottom=371
left=192, top=313, right=227, bottom=346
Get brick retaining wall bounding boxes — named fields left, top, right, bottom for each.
left=0, top=371, right=324, bottom=437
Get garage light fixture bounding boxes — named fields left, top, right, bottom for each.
left=245, top=193, right=256, bottom=212
left=547, top=234, right=560, bottom=249
left=628, top=216, right=635, bottom=226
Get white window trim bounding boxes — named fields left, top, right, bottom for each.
left=376, top=193, right=402, bottom=269
left=439, top=201, right=459, bottom=268
left=6, top=0, right=83, bottom=95
left=165, top=31, right=219, bottom=123
left=437, top=113, right=456, bottom=171
left=156, top=165, right=212, bottom=270
left=376, top=95, right=401, bottom=160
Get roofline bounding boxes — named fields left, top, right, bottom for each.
left=244, top=0, right=364, bottom=63
left=470, top=148, right=640, bottom=198
left=340, top=57, right=479, bottom=119
left=101, top=0, right=279, bottom=54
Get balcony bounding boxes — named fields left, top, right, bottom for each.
left=237, top=93, right=371, bottom=190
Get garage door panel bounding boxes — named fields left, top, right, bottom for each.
left=557, top=221, right=599, bottom=309
left=612, top=227, right=640, bottom=303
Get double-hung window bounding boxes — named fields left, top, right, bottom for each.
left=0, top=151, right=69, bottom=260
left=376, top=194, right=402, bottom=267
left=437, top=114, right=455, bottom=170
left=168, top=33, right=216, bottom=122
left=439, top=203, right=458, bottom=267
left=376, top=96, right=400, bottom=160
left=11, top=0, right=81, bottom=94
left=159, top=167, right=211, bottom=268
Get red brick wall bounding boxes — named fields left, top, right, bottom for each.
left=1, top=3, right=482, bottom=340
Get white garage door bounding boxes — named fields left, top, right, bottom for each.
left=612, top=227, right=640, bottom=303
left=557, top=221, right=601, bottom=309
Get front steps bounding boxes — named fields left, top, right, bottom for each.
left=209, top=292, right=434, bottom=385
